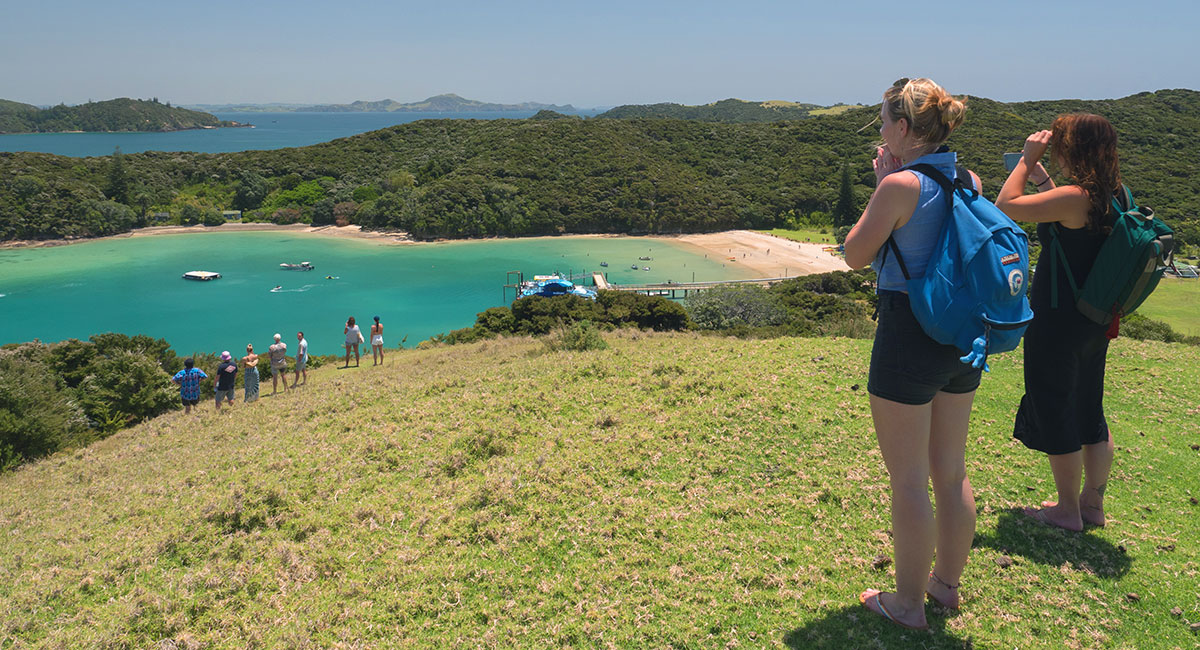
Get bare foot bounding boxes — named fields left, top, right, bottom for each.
left=1041, top=493, right=1105, bottom=527
left=926, top=573, right=959, bottom=610
left=859, top=589, right=928, bottom=630
left=1024, top=505, right=1082, bottom=532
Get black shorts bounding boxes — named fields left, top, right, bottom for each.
left=867, top=291, right=982, bottom=405
left=181, top=397, right=199, bottom=406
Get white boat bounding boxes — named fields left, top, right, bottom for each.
left=280, top=261, right=315, bottom=271
left=182, top=271, right=221, bottom=281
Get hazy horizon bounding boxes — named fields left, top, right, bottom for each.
left=3, top=0, right=1197, bottom=109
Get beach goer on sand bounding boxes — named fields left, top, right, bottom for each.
left=995, top=114, right=1122, bottom=532
left=171, top=358, right=208, bottom=414
left=293, top=331, right=308, bottom=387
left=344, top=316, right=362, bottom=368
left=214, top=351, right=238, bottom=411
left=370, top=316, right=384, bottom=366
left=842, top=78, right=981, bottom=630
left=268, top=333, right=289, bottom=394
left=242, top=344, right=260, bottom=402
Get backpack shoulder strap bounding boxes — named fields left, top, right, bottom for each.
left=1047, top=223, right=1081, bottom=308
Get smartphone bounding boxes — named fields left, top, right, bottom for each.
left=1003, top=152, right=1023, bottom=172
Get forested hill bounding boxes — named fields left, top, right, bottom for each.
left=0, top=98, right=244, bottom=134
left=1, top=90, right=1197, bottom=246
left=184, top=94, right=577, bottom=114
left=596, top=98, right=859, bottom=122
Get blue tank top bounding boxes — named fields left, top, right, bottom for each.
left=872, top=150, right=966, bottom=293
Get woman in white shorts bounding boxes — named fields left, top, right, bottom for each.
left=344, top=316, right=362, bottom=368
left=370, top=315, right=384, bottom=366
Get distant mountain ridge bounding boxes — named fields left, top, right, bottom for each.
left=597, top=98, right=863, bottom=122
left=0, top=98, right=244, bottom=134
left=185, top=94, right=577, bottom=114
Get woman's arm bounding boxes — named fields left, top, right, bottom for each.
left=996, top=131, right=1089, bottom=226
left=844, top=172, right=920, bottom=269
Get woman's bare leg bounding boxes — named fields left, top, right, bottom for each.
left=927, top=390, right=976, bottom=608
left=864, top=394, right=933, bottom=629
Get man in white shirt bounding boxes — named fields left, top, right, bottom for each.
left=293, top=331, right=309, bottom=387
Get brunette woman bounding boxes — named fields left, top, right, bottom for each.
left=843, top=78, right=981, bottom=630
left=995, top=114, right=1120, bottom=532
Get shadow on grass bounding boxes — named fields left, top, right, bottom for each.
left=974, top=508, right=1132, bottom=576
left=783, top=604, right=974, bottom=649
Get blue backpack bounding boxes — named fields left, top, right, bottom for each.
left=882, top=163, right=1034, bottom=370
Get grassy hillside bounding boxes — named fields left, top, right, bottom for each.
left=1139, top=278, right=1200, bottom=336
left=2, top=333, right=1197, bottom=648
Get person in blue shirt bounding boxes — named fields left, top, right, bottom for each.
left=171, top=358, right=208, bottom=414
left=843, top=78, right=981, bottom=630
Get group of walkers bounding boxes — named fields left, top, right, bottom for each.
left=170, top=331, right=309, bottom=412
left=843, top=78, right=1126, bottom=629
left=169, top=315, right=386, bottom=412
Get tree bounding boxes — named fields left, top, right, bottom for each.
left=178, top=203, right=202, bottom=225
left=105, top=147, right=130, bottom=204
left=232, top=171, right=269, bottom=211
left=833, top=164, right=856, bottom=228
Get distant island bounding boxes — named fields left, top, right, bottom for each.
left=597, top=98, right=864, bottom=122
left=0, top=98, right=248, bottom=134
left=183, top=93, right=578, bottom=114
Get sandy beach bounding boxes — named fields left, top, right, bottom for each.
left=2, top=224, right=849, bottom=278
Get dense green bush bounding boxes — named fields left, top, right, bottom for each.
left=1121, top=313, right=1200, bottom=345
left=0, top=333, right=188, bottom=471
left=685, top=284, right=788, bottom=329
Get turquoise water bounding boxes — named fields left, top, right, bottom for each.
left=0, top=232, right=751, bottom=356
left=0, top=110, right=599, bottom=157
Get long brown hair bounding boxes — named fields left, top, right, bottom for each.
left=1050, top=113, right=1122, bottom=230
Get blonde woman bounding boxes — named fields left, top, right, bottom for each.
left=843, top=78, right=982, bottom=629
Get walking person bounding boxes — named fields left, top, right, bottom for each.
left=242, top=344, right=260, bottom=402
left=842, top=78, right=982, bottom=629
left=293, top=331, right=308, bottom=387
left=995, top=114, right=1122, bottom=531
left=370, top=316, right=384, bottom=366
left=171, top=358, right=208, bottom=415
left=214, top=351, right=238, bottom=411
left=344, top=316, right=362, bottom=368
left=268, top=333, right=289, bottom=395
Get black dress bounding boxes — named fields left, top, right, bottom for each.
left=1013, top=222, right=1111, bottom=455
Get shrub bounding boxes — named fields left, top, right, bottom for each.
left=685, top=284, right=787, bottom=330
left=0, top=351, right=88, bottom=471
left=1121, top=313, right=1199, bottom=345
left=545, top=320, right=608, bottom=352
left=77, top=350, right=178, bottom=429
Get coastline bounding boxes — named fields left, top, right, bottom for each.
left=1, top=224, right=848, bottom=278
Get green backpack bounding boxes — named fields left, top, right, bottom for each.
left=1048, top=185, right=1175, bottom=326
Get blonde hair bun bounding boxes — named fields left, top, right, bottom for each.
left=883, top=78, right=967, bottom=145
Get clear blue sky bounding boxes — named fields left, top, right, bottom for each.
left=3, top=0, right=1196, bottom=108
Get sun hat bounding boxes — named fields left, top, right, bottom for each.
left=221, top=351, right=232, bottom=361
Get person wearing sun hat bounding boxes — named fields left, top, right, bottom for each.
left=214, top=350, right=238, bottom=411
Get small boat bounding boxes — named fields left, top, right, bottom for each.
left=642, top=266, right=650, bottom=271
left=639, top=256, right=652, bottom=261
left=182, top=271, right=221, bottom=281
left=631, top=264, right=639, bottom=270
left=599, top=262, right=608, bottom=267
left=280, top=261, right=315, bottom=271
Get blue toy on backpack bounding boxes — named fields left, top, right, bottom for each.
left=883, top=163, right=1034, bottom=370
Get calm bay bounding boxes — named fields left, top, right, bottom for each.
left=0, top=232, right=751, bottom=356
left=0, top=110, right=600, bottom=157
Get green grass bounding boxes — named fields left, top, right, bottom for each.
left=1138, top=277, right=1200, bottom=336
left=2, top=333, right=1198, bottom=648
left=759, top=228, right=839, bottom=245
left=808, top=105, right=865, bottom=116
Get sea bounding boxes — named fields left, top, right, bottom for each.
left=0, top=232, right=753, bottom=356
left=0, top=110, right=602, bottom=157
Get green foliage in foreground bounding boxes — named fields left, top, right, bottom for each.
left=1, top=334, right=1197, bottom=648
left=2, top=90, right=1198, bottom=245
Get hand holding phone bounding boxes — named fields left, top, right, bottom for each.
left=1003, top=152, right=1022, bottom=172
